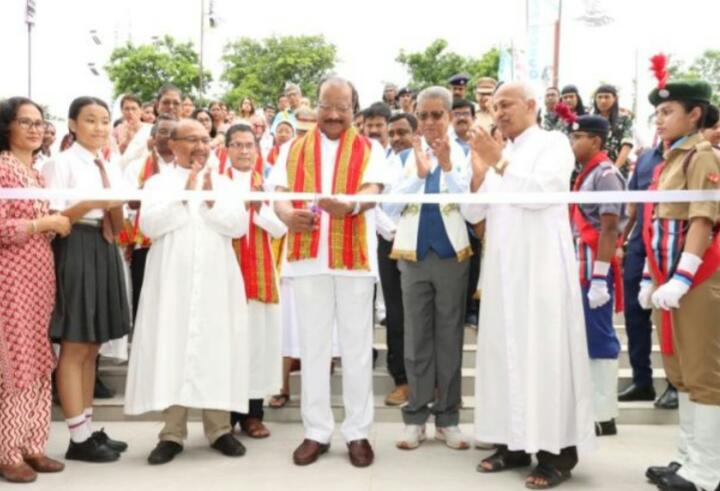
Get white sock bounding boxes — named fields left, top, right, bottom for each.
left=67, top=414, right=92, bottom=443
left=84, top=407, right=93, bottom=432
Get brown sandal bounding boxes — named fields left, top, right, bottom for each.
left=241, top=417, right=270, bottom=438
left=269, top=393, right=290, bottom=408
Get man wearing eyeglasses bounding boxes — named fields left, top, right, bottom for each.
left=268, top=76, right=388, bottom=468
left=385, top=86, right=473, bottom=452
left=125, top=118, right=250, bottom=465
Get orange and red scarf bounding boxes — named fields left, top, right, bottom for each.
left=118, top=152, right=159, bottom=248
left=225, top=160, right=280, bottom=304
left=286, top=127, right=371, bottom=271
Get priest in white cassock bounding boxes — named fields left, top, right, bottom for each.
left=221, top=123, right=285, bottom=439
left=462, top=82, right=595, bottom=490
left=124, top=119, right=250, bottom=465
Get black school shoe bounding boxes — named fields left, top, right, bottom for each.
left=594, top=419, right=617, bottom=436
left=211, top=433, right=246, bottom=457
left=65, top=438, right=120, bottom=463
left=655, top=385, right=679, bottom=410
left=656, top=472, right=700, bottom=491
left=646, top=461, right=682, bottom=485
left=147, top=441, right=183, bottom=465
left=92, top=428, right=128, bottom=453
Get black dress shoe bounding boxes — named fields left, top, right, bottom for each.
left=148, top=441, right=183, bottom=465
left=465, top=313, right=479, bottom=326
left=594, top=419, right=617, bottom=436
left=92, top=428, right=128, bottom=453
left=655, top=385, right=679, bottom=410
left=93, top=377, right=115, bottom=399
left=618, top=384, right=656, bottom=402
left=65, top=438, right=119, bottom=463
left=646, top=461, right=682, bottom=485
left=656, top=471, right=698, bottom=490
left=210, top=433, right=246, bottom=457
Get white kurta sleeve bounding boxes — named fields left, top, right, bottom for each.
left=460, top=171, right=495, bottom=224
left=139, top=175, right=191, bottom=239
left=198, top=176, right=248, bottom=238
left=502, top=132, right=574, bottom=210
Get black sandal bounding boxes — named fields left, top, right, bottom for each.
left=476, top=449, right=532, bottom=473
left=525, top=463, right=571, bottom=489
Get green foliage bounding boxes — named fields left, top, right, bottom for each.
left=105, top=36, right=212, bottom=102
left=396, top=39, right=500, bottom=95
left=221, top=35, right=337, bottom=109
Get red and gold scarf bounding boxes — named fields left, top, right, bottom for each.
left=286, top=127, right=371, bottom=270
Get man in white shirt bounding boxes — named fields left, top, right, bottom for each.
left=268, top=76, right=387, bottom=468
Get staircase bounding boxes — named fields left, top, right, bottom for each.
left=52, top=320, right=676, bottom=425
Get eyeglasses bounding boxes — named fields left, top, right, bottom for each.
left=160, top=99, right=181, bottom=107
left=227, top=142, right=256, bottom=150
left=416, top=110, right=445, bottom=121
left=451, top=110, right=473, bottom=118
left=173, top=136, right=211, bottom=145
left=317, top=102, right=352, bottom=114
left=14, top=117, right=46, bottom=132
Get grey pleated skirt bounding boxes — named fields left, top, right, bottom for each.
left=50, top=224, right=130, bottom=343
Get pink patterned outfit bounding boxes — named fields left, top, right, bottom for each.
left=0, top=151, right=56, bottom=465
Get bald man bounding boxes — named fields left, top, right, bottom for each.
left=125, top=119, right=251, bottom=465
left=463, top=83, right=595, bottom=489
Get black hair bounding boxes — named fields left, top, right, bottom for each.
left=389, top=112, right=418, bottom=132
left=155, top=84, right=182, bottom=102
left=545, top=86, right=560, bottom=94
left=561, top=85, right=587, bottom=116
left=593, top=87, right=620, bottom=127
left=674, top=100, right=714, bottom=130
left=120, top=93, right=142, bottom=109
left=704, top=104, right=719, bottom=129
left=452, top=97, right=476, bottom=118
left=225, top=123, right=254, bottom=147
left=364, top=102, right=392, bottom=122
left=0, top=96, right=45, bottom=152
left=150, top=113, right=179, bottom=137
left=67, top=96, right=110, bottom=138
left=191, top=108, right=217, bottom=138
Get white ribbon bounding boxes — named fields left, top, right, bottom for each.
left=1, top=188, right=719, bottom=205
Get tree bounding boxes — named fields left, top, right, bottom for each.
left=668, top=50, right=720, bottom=106
left=221, top=35, right=337, bottom=109
left=105, top=36, right=211, bottom=102
left=396, top=39, right=500, bottom=94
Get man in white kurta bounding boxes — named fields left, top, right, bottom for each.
left=222, top=124, right=284, bottom=438
left=124, top=119, right=249, bottom=465
left=268, top=77, right=387, bottom=468
left=462, top=83, right=595, bottom=488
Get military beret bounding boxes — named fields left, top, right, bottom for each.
left=649, top=80, right=713, bottom=106
left=448, top=73, right=470, bottom=86
left=570, top=115, right=610, bottom=135
left=398, top=87, right=412, bottom=97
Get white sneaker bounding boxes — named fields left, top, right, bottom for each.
left=396, top=424, right=426, bottom=450
left=435, top=426, right=470, bottom=450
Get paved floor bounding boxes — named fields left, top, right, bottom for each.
left=21, top=422, right=677, bottom=490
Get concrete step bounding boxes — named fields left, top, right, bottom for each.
left=370, top=343, right=663, bottom=370
left=54, top=395, right=676, bottom=425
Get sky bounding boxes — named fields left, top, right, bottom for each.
left=2, top=0, right=720, bottom=141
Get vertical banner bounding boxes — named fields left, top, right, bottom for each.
left=498, top=46, right=514, bottom=83
left=525, top=0, right=560, bottom=95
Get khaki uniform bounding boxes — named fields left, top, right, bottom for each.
left=651, top=134, right=720, bottom=406
left=474, top=110, right=495, bottom=133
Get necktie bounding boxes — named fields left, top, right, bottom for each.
left=93, top=158, right=115, bottom=243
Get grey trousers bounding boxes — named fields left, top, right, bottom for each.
left=399, top=251, right=470, bottom=427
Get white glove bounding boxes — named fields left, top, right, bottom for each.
left=587, top=261, right=612, bottom=309
left=650, top=252, right=702, bottom=311
left=638, top=260, right=654, bottom=310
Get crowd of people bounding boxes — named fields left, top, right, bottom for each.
left=1, top=60, right=719, bottom=490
